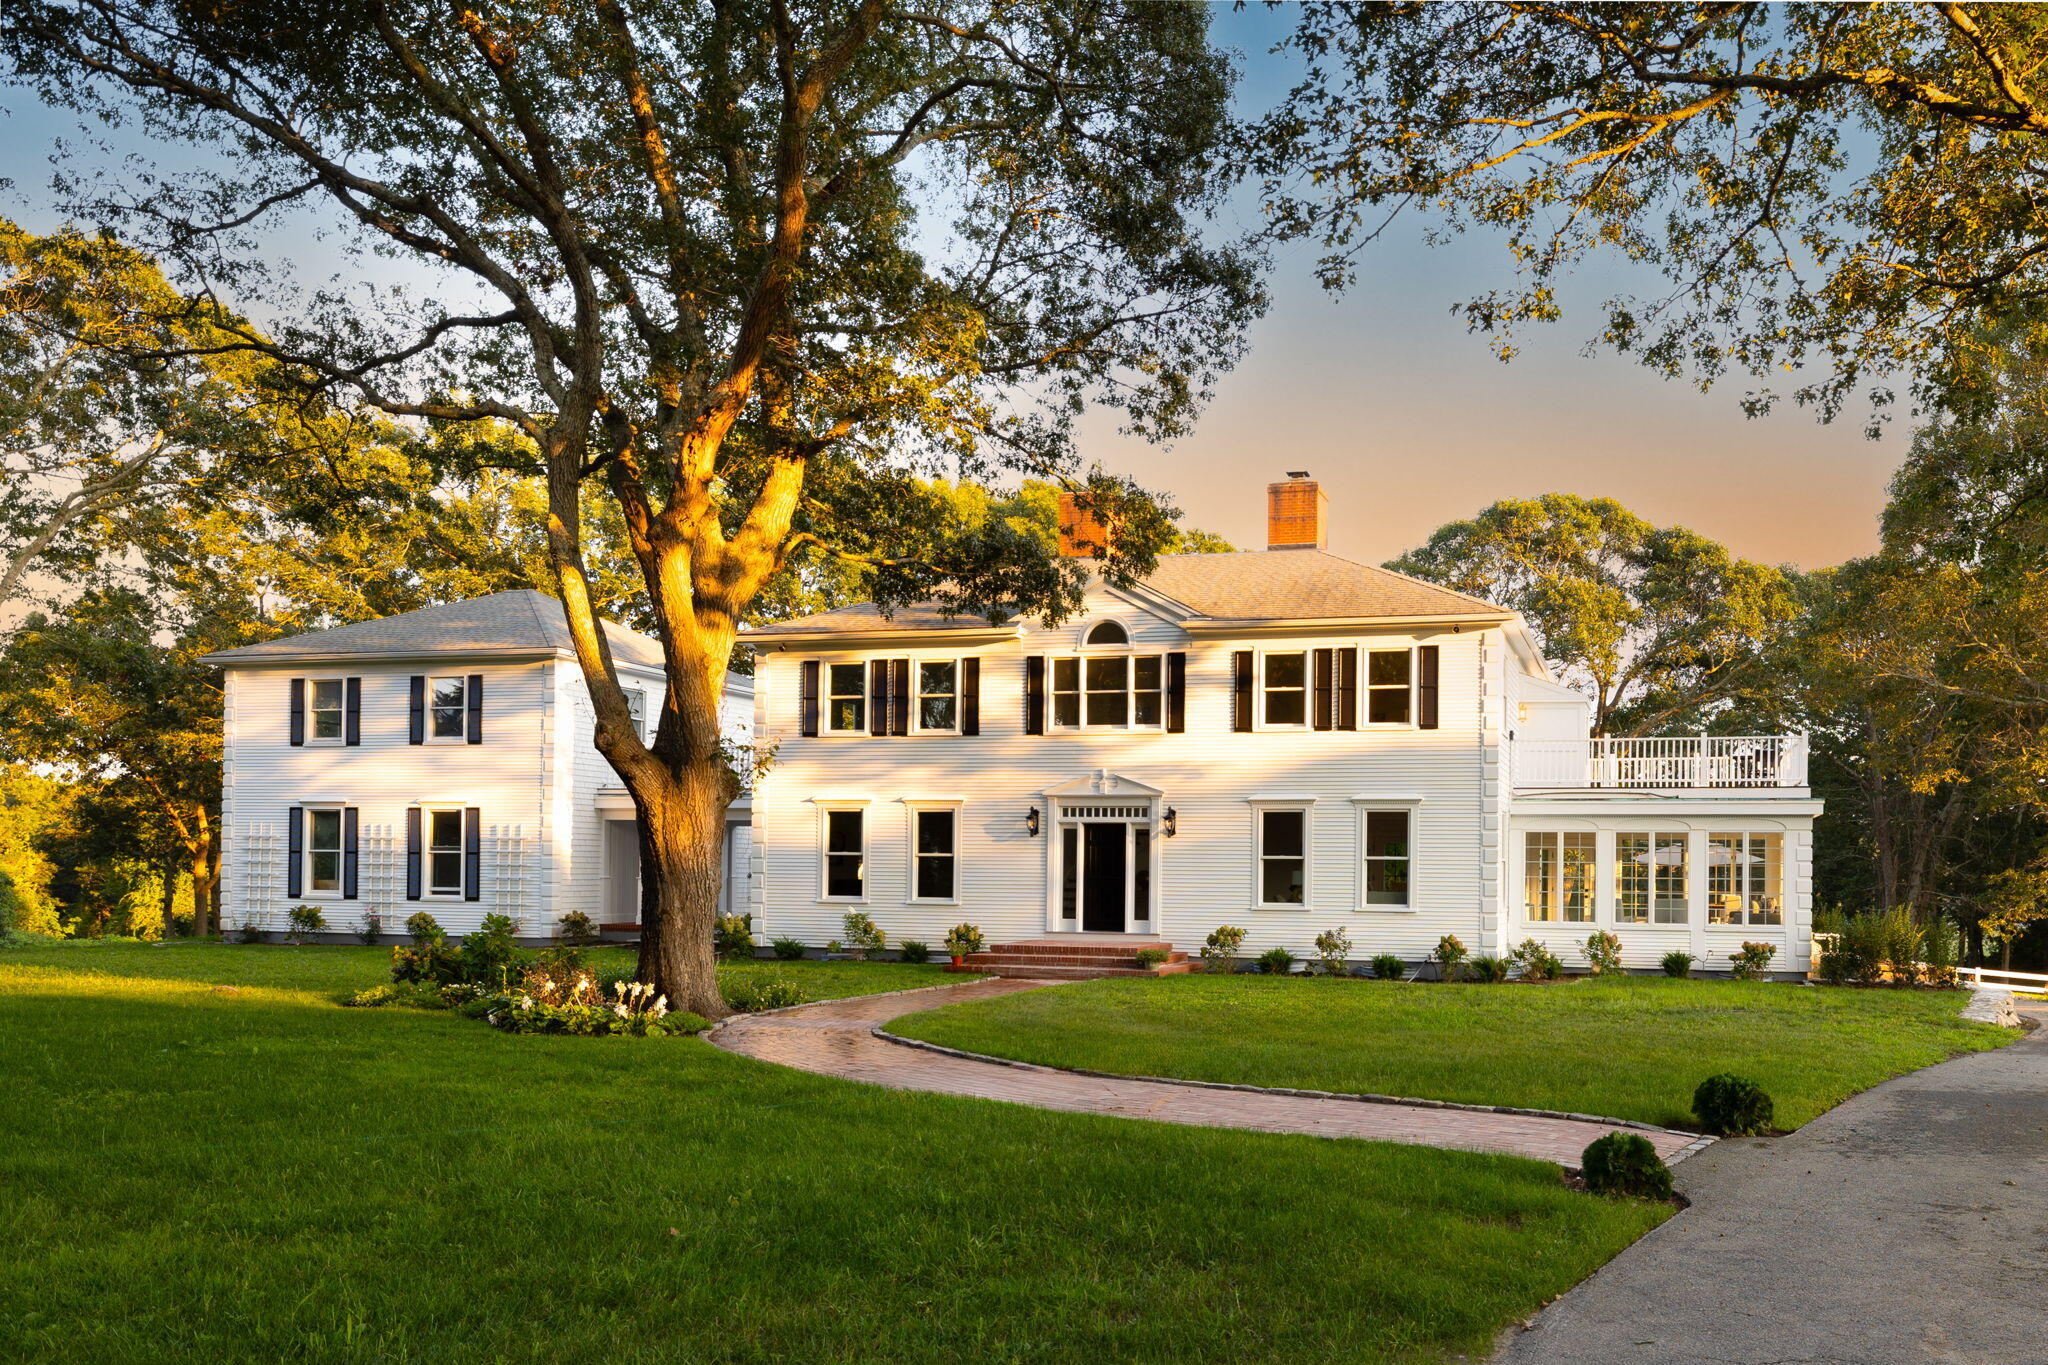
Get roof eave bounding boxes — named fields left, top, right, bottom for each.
left=1180, top=611, right=1515, bottom=636
left=201, top=646, right=586, bottom=668
left=740, top=624, right=1023, bottom=648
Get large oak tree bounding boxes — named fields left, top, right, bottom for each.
left=2, top=1, right=1262, bottom=1012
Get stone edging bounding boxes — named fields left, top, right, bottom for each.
left=702, top=975, right=1001, bottom=1038
left=871, top=1027, right=1715, bottom=1163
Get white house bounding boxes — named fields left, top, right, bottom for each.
left=201, top=590, right=753, bottom=941
left=738, top=474, right=1821, bottom=975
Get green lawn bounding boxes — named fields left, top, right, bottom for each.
left=1, top=942, right=1666, bottom=1364
left=891, top=974, right=2014, bottom=1131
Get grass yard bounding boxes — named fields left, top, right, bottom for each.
left=891, top=974, right=2015, bottom=1131
left=1, top=942, right=1667, bottom=1364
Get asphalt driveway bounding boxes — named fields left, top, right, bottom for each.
left=1498, top=1002, right=2046, bottom=1365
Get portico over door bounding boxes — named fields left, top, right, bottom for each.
left=1042, top=771, right=1164, bottom=935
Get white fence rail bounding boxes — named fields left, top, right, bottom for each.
left=1513, top=734, right=1808, bottom=790
left=1959, top=966, right=2048, bottom=995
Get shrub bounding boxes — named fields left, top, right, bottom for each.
left=1465, top=954, right=1509, bottom=983
left=1430, top=934, right=1469, bottom=981
left=1370, top=953, right=1405, bottom=981
left=1921, top=916, right=1960, bottom=987
left=1728, top=940, right=1777, bottom=981
left=460, top=913, right=523, bottom=987
left=1509, top=938, right=1565, bottom=983
left=724, top=975, right=808, bottom=1012
left=1134, top=946, right=1170, bottom=969
left=1582, top=930, right=1624, bottom=976
left=1692, top=1074, right=1775, bottom=1135
left=1876, top=908, right=1924, bottom=985
left=771, top=936, right=807, bottom=961
left=355, top=909, right=383, bottom=945
left=475, top=979, right=692, bottom=1036
left=285, top=904, right=327, bottom=944
left=1199, top=924, right=1246, bottom=975
left=841, top=911, right=886, bottom=960
left=943, top=923, right=985, bottom=957
left=898, top=940, right=931, bottom=964
left=556, top=910, right=599, bottom=947
left=1312, top=926, right=1352, bottom=976
left=714, top=914, right=756, bottom=960
left=391, top=941, right=463, bottom=985
left=1660, top=951, right=1695, bottom=978
left=405, top=911, right=446, bottom=945
left=1256, top=946, right=1295, bottom=975
left=238, top=919, right=267, bottom=944
left=1580, top=1133, right=1674, bottom=1200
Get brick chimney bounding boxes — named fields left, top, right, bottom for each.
left=1057, top=490, right=1111, bottom=558
left=1267, top=471, right=1328, bottom=551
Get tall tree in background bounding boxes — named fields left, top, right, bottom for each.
left=3, top=2, right=1263, bottom=1013
left=1259, top=3, right=2048, bottom=425
left=1387, top=494, right=1795, bottom=735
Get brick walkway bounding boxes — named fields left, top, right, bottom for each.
left=709, top=979, right=1703, bottom=1169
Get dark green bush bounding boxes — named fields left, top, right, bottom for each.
left=1134, top=946, right=1170, bottom=968
left=725, top=975, right=807, bottom=1013
left=286, top=904, right=327, bottom=943
left=897, top=940, right=931, bottom=964
left=556, top=911, right=599, bottom=946
left=770, top=936, right=807, bottom=960
left=1465, top=954, right=1508, bottom=983
left=405, top=911, right=446, bottom=945
left=238, top=920, right=267, bottom=944
left=1727, top=940, right=1777, bottom=980
left=460, top=913, right=522, bottom=986
left=714, top=914, right=756, bottom=960
left=391, top=942, right=463, bottom=985
left=355, top=910, right=383, bottom=945
left=1660, top=950, right=1695, bottom=978
left=1256, top=946, right=1295, bottom=975
left=1370, top=953, right=1405, bottom=980
left=1692, top=1074, right=1774, bottom=1136
left=1580, top=1133, right=1673, bottom=1200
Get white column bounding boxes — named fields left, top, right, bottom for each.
left=1687, top=827, right=1709, bottom=966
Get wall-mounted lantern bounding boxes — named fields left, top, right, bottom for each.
left=1162, top=807, right=1178, bottom=838
left=1026, top=807, right=1040, bottom=837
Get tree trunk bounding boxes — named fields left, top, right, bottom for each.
left=190, top=844, right=216, bottom=939
left=633, top=759, right=730, bottom=1018
left=158, top=863, right=179, bottom=938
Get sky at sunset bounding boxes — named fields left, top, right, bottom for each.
left=0, top=5, right=1903, bottom=574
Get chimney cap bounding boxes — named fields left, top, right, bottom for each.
left=1286, top=469, right=1311, bottom=479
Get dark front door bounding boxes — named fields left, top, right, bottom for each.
left=1081, top=822, right=1127, bottom=932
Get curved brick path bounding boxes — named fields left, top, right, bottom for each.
left=709, top=979, right=1705, bottom=1169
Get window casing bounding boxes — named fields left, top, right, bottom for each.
left=1048, top=653, right=1164, bottom=731
left=428, top=676, right=468, bottom=741
left=1524, top=831, right=1595, bottom=923
left=426, top=808, right=466, bottom=897
left=307, top=678, right=346, bottom=744
left=910, top=807, right=958, bottom=902
left=1260, top=652, right=1309, bottom=727
left=820, top=805, right=867, bottom=900
left=1254, top=806, right=1310, bottom=907
left=1708, top=833, right=1783, bottom=926
left=826, top=663, right=868, bottom=734
left=304, top=806, right=344, bottom=894
left=915, top=661, right=959, bottom=733
left=1364, top=648, right=1413, bottom=725
left=1361, top=809, right=1413, bottom=908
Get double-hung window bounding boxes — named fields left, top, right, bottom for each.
left=1261, top=652, right=1308, bottom=726
left=1524, top=831, right=1595, bottom=922
left=1365, top=649, right=1413, bottom=724
left=916, top=661, right=959, bottom=732
left=1049, top=654, right=1164, bottom=730
left=308, top=679, right=346, bottom=743
left=1361, top=809, right=1412, bottom=908
left=911, top=807, right=957, bottom=901
left=1616, top=831, right=1689, bottom=924
left=426, top=809, right=466, bottom=896
left=429, top=676, right=468, bottom=740
left=624, top=687, right=647, bottom=739
left=1708, top=832, right=1782, bottom=926
left=822, top=806, right=866, bottom=899
left=827, top=663, right=868, bottom=734
left=305, top=807, right=344, bottom=893
left=1255, top=806, right=1309, bottom=906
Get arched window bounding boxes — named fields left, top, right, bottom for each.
left=1084, top=620, right=1129, bottom=647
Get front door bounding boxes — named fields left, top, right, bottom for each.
left=1081, top=822, right=1128, bottom=932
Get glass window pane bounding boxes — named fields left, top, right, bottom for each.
left=1653, top=834, right=1688, bottom=923
left=1562, top=832, right=1595, bottom=922
left=432, top=707, right=464, bottom=737
left=1085, top=620, right=1128, bottom=646
left=432, top=678, right=465, bottom=709
left=1052, top=693, right=1081, bottom=727
left=919, top=660, right=955, bottom=694
left=429, top=810, right=463, bottom=850
left=1368, top=650, right=1410, bottom=686
left=1525, top=832, right=1557, bottom=921
left=826, top=854, right=863, bottom=898
left=1366, top=859, right=1408, bottom=905
left=430, top=850, right=462, bottom=892
left=830, top=698, right=866, bottom=731
left=1266, top=653, right=1305, bottom=688
left=1133, top=829, right=1151, bottom=919
left=313, top=710, right=344, bottom=739
left=921, top=696, right=957, bottom=730
left=1133, top=656, right=1161, bottom=689
left=829, top=663, right=865, bottom=696
left=1052, top=658, right=1079, bottom=691
left=1086, top=689, right=1128, bottom=726
left=1133, top=691, right=1161, bottom=725
left=1084, top=656, right=1127, bottom=691
left=1367, top=688, right=1410, bottom=724
left=1365, top=811, right=1408, bottom=858
left=1748, top=834, right=1783, bottom=924
left=1262, top=810, right=1304, bottom=857
left=311, top=679, right=345, bottom=709
left=1262, top=858, right=1305, bottom=905
left=1060, top=827, right=1078, bottom=919
left=916, top=855, right=954, bottom=901
left=310, top=850, right=340, bottom=891
left=1266, top=691, right=1305, bottom=725
left=917, top=810, right=955, bottom=855
left=826, top=809, right=863, bottom=854
left=310, top=809, right=342, bottom=851
left=1616, top=833, right=1650, bottom=922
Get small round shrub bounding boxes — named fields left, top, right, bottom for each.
left=238, top=920, right=267, bottom=944
left=1200, top=924, right=1245, bottom=975
left=1580, top=1133, right=1674, bottom=1200
left=1582, top=930, right=1624, bottom=975
left=557, top=910, right=600, bottom=947
left=1431, top=933, right=1469, bottom=980
left=1509, top=937, right=1564, bottom=982
left=1465, top=954, right=1508, bottom=983
left=714, top=914, right=756, bottom=960
left=1134, top=946, right=1171, bottom=969
left=405, top=911, right=446, bottom=945
left=1256, top=946, right=1295, bottom=975
left=286, top=904, right=327, bottom=944
left=1370, top=953, right=1405, bottom=980
left=840, top=911, right=886, bottom=959
left=944, top=923, right=985, bottom=956
left=770, top=936, right=807, bottom=961
left=1661, top=950, right=1695, bottom=978
left=1692, top=1074, right=1774, bottom=1136
left=897, top=940, right=932, bottom=964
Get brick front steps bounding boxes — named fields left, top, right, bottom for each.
left=945, top=939, right=1193, bottom=980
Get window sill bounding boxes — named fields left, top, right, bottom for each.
left=817, top=897, right=868, bottom=906
left=1356, top=905, right=1416, bottom=914
left=909, top=898, right=962, bottom=908
left=1251, top=903, right=1312, bottom=913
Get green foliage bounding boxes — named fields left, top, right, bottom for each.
left=943, top=924, right=985, bottom=957
left=1727, top=941, right=1778, bottom=981
left=1921, top=917, right=1960, bottom=987
left=1580, top=1134, right=1673, bottom=1201
left=1692, top=1075, right=1775, bottom=1137
left=1133, top=947, right=1170, bottom=969
left=285, top=905, right=327, bottom=944
left=840, top=912, right=886, bottom=961
left=1311, top=926, right=1352, bottom=977
left=1255, top=947, right=1295, bottom=976
left=390, top=942, right=463, bottom=987
left=770, top=937, right=807, bottom=961
left=723, top=976, right=808, bottom=1014
left=1370, top=954, right=1405, bottom=981
left=1660, top=952, right=1695, bottom=979
left=354, top=910, right=383, bottom=945
left=556, top=911, right=599, bottom=947
left=459, top=914, right=521, bottom=987
left=405, top=912, right=446, bottom=946
left=896, top=940, right=931, bottom=965
left=1430, top=934, right=1469, bottom=981
left=1464, top=955, right=1508, bottom=984
left=1200, top=924, right=1246, bottom=975
left=1508, top=938, right=1564, bottom=983
left=1581, top=931, right=1623, bottom=976
left=713, top=915, right=756, bottom=961
left=472, top=979, right=692, bottom=1037
left=237, top=920, right=266, bottom=945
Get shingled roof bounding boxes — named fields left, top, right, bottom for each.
left=199, top=589, right=668, bottom=669
left=741, top=550, right=1509, bottom=639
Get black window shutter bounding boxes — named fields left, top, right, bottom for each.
left=869, top=659, right=889, bottom=735
left=1337, top=647, right=1359, bottom=730
left=1232, top=651, right=1253, bottom=732
left=342, top=807, right=359, bottom=899
left=1418, top=644, right=1441, bottom=730
left=465, top=674, right=484, bottom=744
left=286, top=806, right=303, bottom=898
left=961, top=657, right=981, bottom=735
left=408, top=676, right=426, bottom=745
left=1313, top=648, right=1335, bottom=731
left=1166, top=651, right=1187, bottom=733
left=463, top=808, right=482, bottom=901
left=289, top=678, right=306, bottom=746
left=800, top=660, right=820, bottom=736
left=405, top=808, right=422, bottom=900
left=344, top=677, right=361, bottom=746
left=1024, top=656, right=1045, bottom=735
left=891, top=658, right=910, bottom=735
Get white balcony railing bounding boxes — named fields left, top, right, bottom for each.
left=1512, top=734, right=1808, bottom=790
